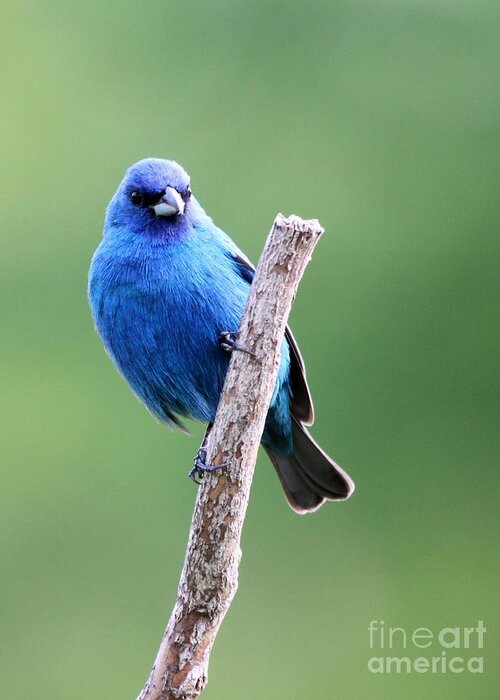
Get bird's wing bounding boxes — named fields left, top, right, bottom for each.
left=228, top=248, right=314, bottom=425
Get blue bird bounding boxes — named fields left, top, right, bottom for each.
left=88, top=158, right=354, bottom=512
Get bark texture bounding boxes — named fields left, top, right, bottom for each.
left=137, top=214, right=324, bottom=700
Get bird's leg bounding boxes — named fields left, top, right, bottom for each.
left=188, top=424, right=227, bottom=483
left=218, top=331, right=255, bottom=357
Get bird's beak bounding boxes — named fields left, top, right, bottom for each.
left=152, top=187, right=185, bottom=217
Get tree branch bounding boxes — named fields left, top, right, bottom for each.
left=136, top=213, right=324, bottom=700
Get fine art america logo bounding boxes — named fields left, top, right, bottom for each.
left=367, top=620, right=486, bottom=674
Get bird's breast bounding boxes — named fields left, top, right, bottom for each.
left=89, top=236, right=249, bottom=423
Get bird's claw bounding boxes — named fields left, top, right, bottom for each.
left=218, top=331, right=255, bottom=357
left=188, top=448, right=227, bottom=484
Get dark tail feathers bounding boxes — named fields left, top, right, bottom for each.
left=264, top=417, right=355, bottom=514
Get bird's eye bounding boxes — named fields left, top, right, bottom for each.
left=183, top=185, right=192, bottom=202
left=130, top=191, right=144, bottom=207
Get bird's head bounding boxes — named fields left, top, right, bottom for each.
left=105, top=158, right=203, bottom=240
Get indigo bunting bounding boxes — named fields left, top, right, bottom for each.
left=88, top=158, right=354, bottom=512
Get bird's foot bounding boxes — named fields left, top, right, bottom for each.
left=188, top=448, right=227, bottom=484
left=218, top=331, right=255, bottom=356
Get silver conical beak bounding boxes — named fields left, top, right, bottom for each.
left=152, top=186, right=185, bottom=217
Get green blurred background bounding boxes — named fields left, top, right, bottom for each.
left=1, top=1, right=499, bottom=698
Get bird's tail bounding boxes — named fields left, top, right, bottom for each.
left=263, top=417, right=355, bottom=514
